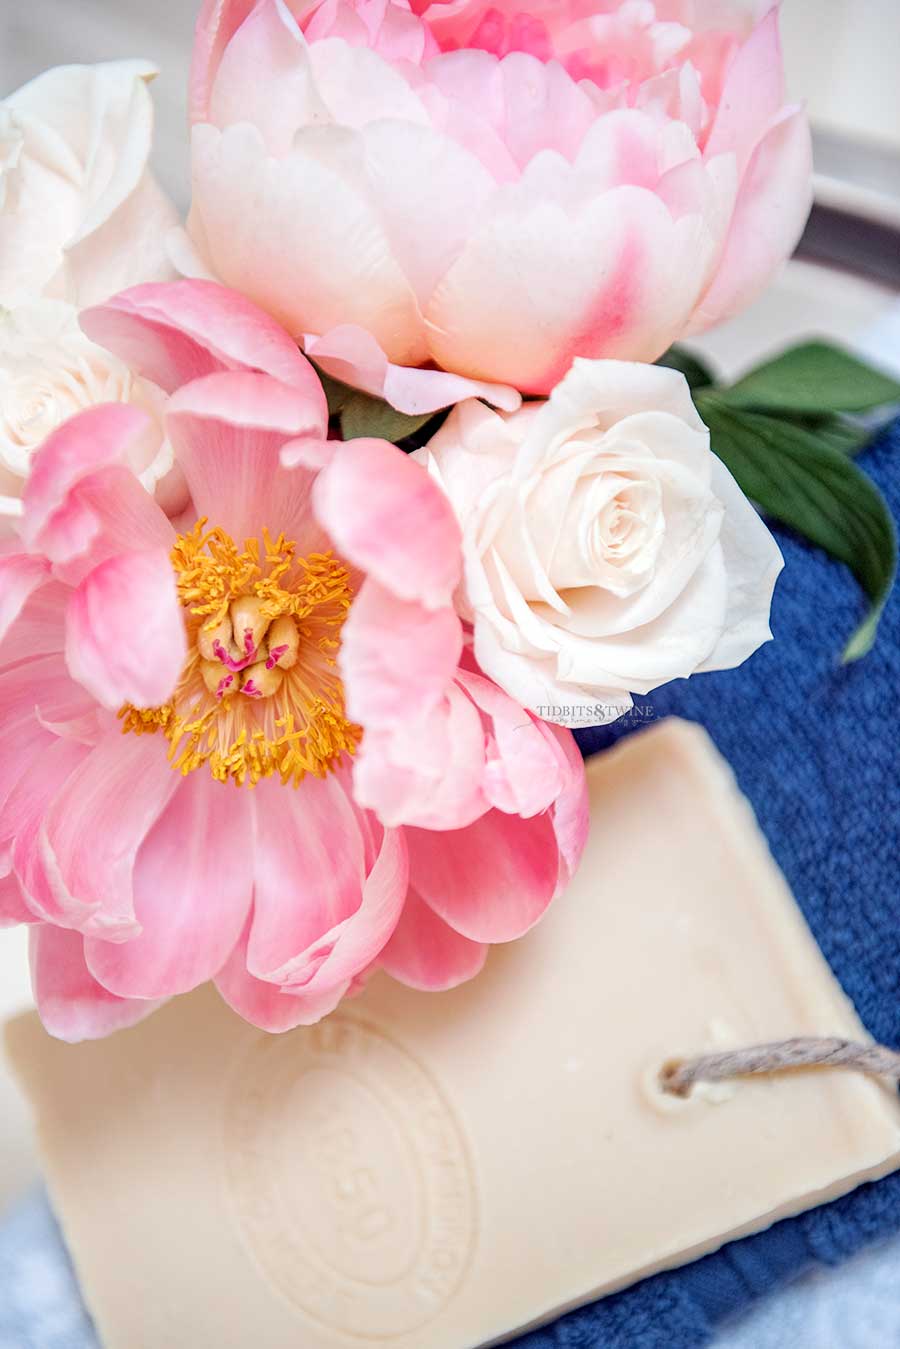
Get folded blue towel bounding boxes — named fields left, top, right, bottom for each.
left=542, top=412, right=900, bottom=1348
left=1, top=420, right=898, bottom=1348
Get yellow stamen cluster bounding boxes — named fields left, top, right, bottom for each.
left=120, top=522, right=360, bottom=787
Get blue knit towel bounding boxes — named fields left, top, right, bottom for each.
left=0, top=421, right=898, bottom=1348
left=527, top=414, right=900, bottom=1348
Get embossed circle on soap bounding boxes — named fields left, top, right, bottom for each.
left=224, top=1014, right=478, bottom=1339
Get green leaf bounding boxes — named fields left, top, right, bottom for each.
left=314, top=368, right=437, bottom=443
left=719, top=341, right=900, bottom=415
left=696, top=397, right=897, bottom=661
left=798, top=415, right=874, bottom=458
left=656, top=345, right=716, bottom=392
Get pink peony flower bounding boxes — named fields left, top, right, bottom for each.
left=183, top=0, right=811, bottom=402
left=0, top=281, right=587, bottom=1041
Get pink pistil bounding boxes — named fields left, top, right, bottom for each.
left=266, top=644, right=288, bottom=670
left=242, top=679, right=263, bottom=699
left=216, top=674, right=234, bottom=700
left=213, top=638, right=256, bottom=673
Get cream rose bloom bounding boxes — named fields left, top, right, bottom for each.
left=0, top=302, right=174, bottom=535
left=0, top=61, right=179, bottom=532
left=418, top=360, right=783, bottom=726
left=0, top=60, right=176, bottom=309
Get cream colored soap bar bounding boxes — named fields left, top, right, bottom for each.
left=8, top=719, right=900, bottom=1349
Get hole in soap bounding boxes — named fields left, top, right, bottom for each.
left=659, top=1059, right=692, bottom=1098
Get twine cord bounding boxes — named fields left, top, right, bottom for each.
left=660, top=1037, right=900, bottom=1098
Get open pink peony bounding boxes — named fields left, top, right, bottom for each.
left=0, top=280, right=587, bottom=1041
left=184, top=0, right=812, bottom=401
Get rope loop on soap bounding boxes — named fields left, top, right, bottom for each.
left=660, top=1037, right=900, bottom=1098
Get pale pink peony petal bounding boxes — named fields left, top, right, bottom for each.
left=216, top=918, right=351, bottom=1033
left=191, top=0, right=260, bottom=123
left=313, top=437, right=461, bottom=609
left=30, top=925, right=164, bottom=1043
left=65, top=549, right=185, bottom=709
left=351, top=679, right=488, bottom=831
left=689, top=104, right=813, bottom=333
left=20, top=404, right=174, bottom=581
left=0, top=553, right=50, bottom=645
left=245, top=772, right=408, bottom=994
left=0, top=874, right=35, bottom=927
left=0, top=656, right=97, bottom=818
left=303, top=324, right=521, bottom=414
left=32, top=731, right=178, bottom=940
left=454, top=667, right=566, bottom=817
left=208, top=0, right=321, bottom=152
left=189, top=122, right=425, bottom=364
left=538, top=721, right=589, bottom=886
left=703, top=8, right=785, bottom=172
left=406, top=807, right=560, bottom=943
left=165, top=370, right=323, bottom=541
left=81, top=281, right=327, bottom=427
left=0, top=582, right=69, bottom=671
left=85, top=774, right=254, bottom=999
left=3, top=737, right=90, bottom=908
left=380, top=885, right=488, bottom=991
left=339, top=580, right=462, bottom=728
left=425, top=188, right=717, bottom=392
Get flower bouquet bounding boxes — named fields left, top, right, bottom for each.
left=2, top=1, right=900, bottom=1342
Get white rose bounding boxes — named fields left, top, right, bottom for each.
left=0, top=302, right=178, bottom=536
left=418, top=359, right=783, bottom=726
left=0, top=60, right=177, bottom=308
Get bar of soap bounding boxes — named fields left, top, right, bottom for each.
left=8, top=719, right=900, bottom=1349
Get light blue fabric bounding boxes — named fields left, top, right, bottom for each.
left=0, top=1190, right=95, bottom=1349
left=1, top=420, right=898, bottom=1347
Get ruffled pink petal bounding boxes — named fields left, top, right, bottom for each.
left=191, top=0, right=259, bottom=123
left=380, top=885, right=487, bottom=991
left=303, top=325, right=521, bottom=415
left=0, top=581, right=68, bottom=672
left=30, top=925, right=164, bottom=1044
left=3, top=737, right=90, bottom=905
left=351, top=679, right=488, bottom=831
left=406, top=807, right=560, bottom=943
left=81, top=281, right=327, bottom=433
left=539, top=721, right=590, bottom=887
left=85, top=773, right=254, bottom=999
left=313, top=437, right=461, bottom=609
left=454, top=667, right=565, bottom=818
left=31, top=731, right=178, bottom=939
left=20, top=404, right=174, bottom=581
left=245, top=772, right=408, bottom=995
left=165, top=370, right=322, bottom=541
left=0, top=656, right=97, bottom=818
left=0, top=553, right=50, bottom=645
left=65, top=549, right=186, bottom=709
left=215, top=918, right=351, bottom=1033
left=0, top=874, right=36, bottom=927
left=340, top=580, right=462, bottom=728
left=689, top=104, right=812, bottom=333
